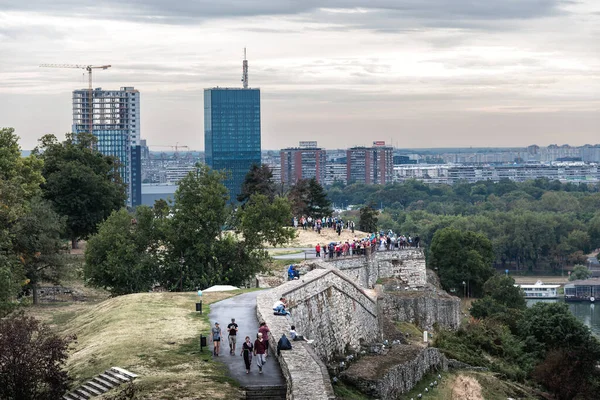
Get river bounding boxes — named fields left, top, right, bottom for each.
left=527, top=299, right=600, bottom=337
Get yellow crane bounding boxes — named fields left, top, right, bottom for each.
left=39, top=64, right=112, bottom=133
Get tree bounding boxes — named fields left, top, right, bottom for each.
left=306, top=178, right=332, bottom=216
left=35, top=132, right=126, bottom=248
left=0, top=128, right=44, bottom=314
left=288, top=178, right=332, bottom=217
left=359, top=203, right=379, bottom=233
left=12, top=197, right=66, bottom=304
left=237, top=164, right=275, bottom=203
left=238, top=194, right=296, bottom=248
left=470, top=275, right=525, bottom=325
left=85, top=207, right=161, bottom=295
left=570, top=264, right=591, bottom=281
left=429, top=227, right=495, bottom=297
left=0, top=313, right=72, bottom=399
left=520, top=302, right=600, bottom=397
left=165, top=165, right=230, bottom=290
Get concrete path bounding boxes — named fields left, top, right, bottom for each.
left=272, top=248, right=318, bottom=260
left=208, top=291, right=285, bottom=388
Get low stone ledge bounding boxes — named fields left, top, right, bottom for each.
left=257, top=285, right=335, bottom=400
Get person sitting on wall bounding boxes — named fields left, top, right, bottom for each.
left=290, top=325, right=314, bottom=343
left=288, top=264, right=300, bottom=280
left=273, top=297, right=291, bottom=316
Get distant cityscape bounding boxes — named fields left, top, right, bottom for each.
left=44, top=53, right=600, bottom=207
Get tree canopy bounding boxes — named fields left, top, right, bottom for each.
left=85, top=165, right=295, bottom=294
left=429, top=227, right=495, bottom=297
left=359, top=203, right=378, bottom=233
left=288, top=178, right=332, bottom=217
left=35, top=132, right=126, bottom=248
left=237, top=164, right=276, bottom=203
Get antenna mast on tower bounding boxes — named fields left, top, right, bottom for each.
left=242, top=47, right=249, bottom=89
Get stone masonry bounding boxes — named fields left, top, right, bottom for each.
left=323, top=249, right=427, bottom=289
left=341, top=346, right=448, bottom=399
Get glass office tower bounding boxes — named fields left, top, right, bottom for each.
left=204, top=88, right=261, bottom=200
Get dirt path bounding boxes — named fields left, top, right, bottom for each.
left=451, top=375, right=483, bottom=400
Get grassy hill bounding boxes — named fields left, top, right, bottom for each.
left=29, top=291, right=244, bottom=399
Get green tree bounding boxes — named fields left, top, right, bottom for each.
left=35, top=132, right=126, bottom=248
left=306, top=178, right=332, bottom=216
left=569, top=264, right=591, bottom=281
left=288, top=178, right=332, bottom=217
left=12, top=197, right=66, bottom=304
left=165, top=165, right=230, bottom=290
left=0, top=128, right=44, bottom=314
left=237, top=164, right=276, bottom=203
left=238, top=194, right=296, bottom=248
left=85, top=207, right=162, bottom=295
left=359, top=203, right=379, bottom=233
left=470, top=275, right=525, bottom=326
left=429, top=227, right=495, bottom=297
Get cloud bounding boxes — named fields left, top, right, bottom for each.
left=0, top=0, right=571, bottom=27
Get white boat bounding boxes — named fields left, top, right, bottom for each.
left=517, top=280, right=560, bottom=299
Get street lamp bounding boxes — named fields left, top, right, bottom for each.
left=462, top=281, right=466, bottom=298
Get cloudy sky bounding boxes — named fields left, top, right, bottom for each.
left=0, top=0, right=598, bottom=151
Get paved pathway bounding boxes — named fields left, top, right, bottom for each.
left=208, top=291, right=285, bottom=388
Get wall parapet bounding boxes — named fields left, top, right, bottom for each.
left=256, top=284, right=335, bottom=400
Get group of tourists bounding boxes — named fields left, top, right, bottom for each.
left=210, top=297, right=303, bottom=375
left=314, top=231, right=421, bottom=259
left=292, top=216, right=355, bottom=235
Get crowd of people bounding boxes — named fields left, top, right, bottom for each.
left=292, top=216, right=355, bottom=235
left=315, top=231, right=421, bottom=260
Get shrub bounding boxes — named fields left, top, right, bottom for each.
left=0, top=313, right=73, bottom=399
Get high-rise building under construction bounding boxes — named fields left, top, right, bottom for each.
left=72, top=86, right=142, bottom=207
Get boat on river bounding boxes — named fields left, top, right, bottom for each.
left=518, top=280, right=560, bottom=299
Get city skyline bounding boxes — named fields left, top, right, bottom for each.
left=1, top=0, right=598, bottom=151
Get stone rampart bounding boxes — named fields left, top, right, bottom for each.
left=380, top=291, right=461, bottom=331
left=323, top=249, right=427, bottom=289
left=257, top=279, right=335, bottom=400
left=341, top=346, right=448, bottom=399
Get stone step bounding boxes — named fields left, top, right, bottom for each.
left=244, top=385, right=286, bottom=400
left=63, top=392, right=87, bottom=400
left=64, top=366, right=138, bottom=400
left=110, top=366, right=138, bottom=379
left=91, top=376, right=115, bottom=391
left=104, top=370, right=132, bottom=383
left=85, top=380, right=108, bottom=394
left=80, top=384, right=102, bottom=397
left=98, top=372, right=122, bottom=386
left=73, top=388, right=91, bottom=399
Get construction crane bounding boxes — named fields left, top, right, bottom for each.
left=39, top=64, right=112, bottom=134
left=148, top=144, right=191, bottom=160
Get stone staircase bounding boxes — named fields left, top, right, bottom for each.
left=63, top=367, right=138, bottom=400
left=243, top=385, right=287, bottom=400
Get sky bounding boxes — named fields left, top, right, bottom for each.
left=0, top=0, right=599, bottom=151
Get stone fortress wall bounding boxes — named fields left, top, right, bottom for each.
left=256, top=248, right=459, bottom=399
left=324, top=249, right=427, bottom=289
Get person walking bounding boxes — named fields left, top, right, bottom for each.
left=258, top=321, right=271, bottom=357
left=227, top=318, right=238, bottom=355
left=240, top=336, right=253, bottom=374
left=254, top=332, right=267, bottom=374
left=210, top=322, right=222, bottom=356
left=315, top=243, right=321, bottom=257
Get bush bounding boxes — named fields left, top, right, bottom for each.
left=0, top=313, right=73, bottom=399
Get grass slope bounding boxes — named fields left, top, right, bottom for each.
left=35, top=291, right=245, bottom=399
